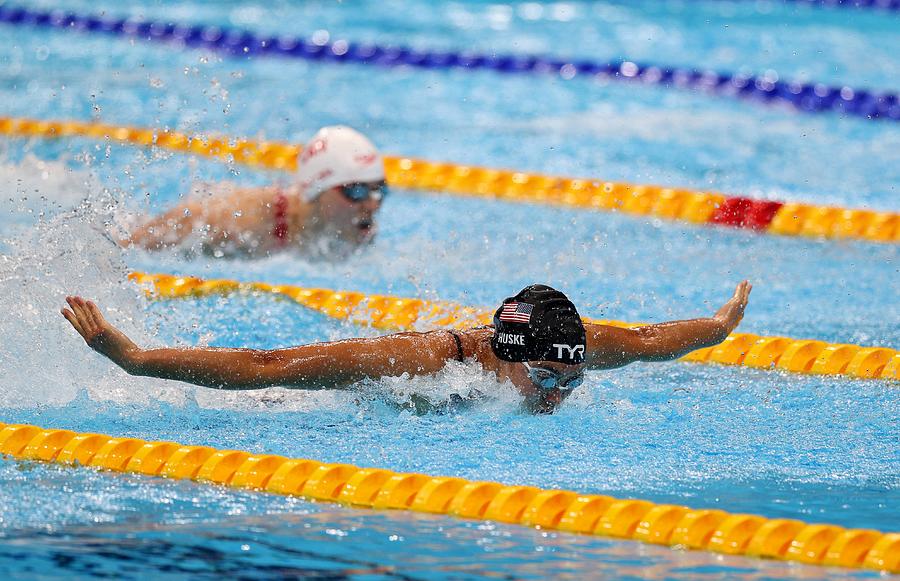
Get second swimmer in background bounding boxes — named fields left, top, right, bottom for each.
left=123, top=125, right=388, bottom=259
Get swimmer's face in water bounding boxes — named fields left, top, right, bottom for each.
left=315, top=183, right=384, bottom=246
left=505, top=360, right=585, bottom=414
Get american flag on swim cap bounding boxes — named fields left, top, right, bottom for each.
left=499, top=302, right=533, bottom=323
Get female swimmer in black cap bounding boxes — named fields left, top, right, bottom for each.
left=61, top=281, right=751, bottom=414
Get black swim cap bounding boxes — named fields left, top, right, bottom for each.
left=490, top=284, right=587, bottom=365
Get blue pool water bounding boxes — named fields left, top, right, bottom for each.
left=1, top=1, right=898, bottom=579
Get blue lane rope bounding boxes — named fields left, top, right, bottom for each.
left=784, top=0, right=900, bottom=9
left=1, top=5, right=897, bottom=122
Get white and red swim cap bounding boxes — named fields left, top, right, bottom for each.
left=296, top=126, right=384, bottom=201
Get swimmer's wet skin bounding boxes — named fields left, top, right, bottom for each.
left=61, top=281, right=751, bottom=414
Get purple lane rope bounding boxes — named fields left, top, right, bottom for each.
left=779, top=0, right=900, bottom=10
left=1, top=4, right=897, bottom=122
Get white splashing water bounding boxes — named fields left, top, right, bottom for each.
left=372, top=359, right=522, bottom=411
left=0, top=155, right=96, bottom=231
left=0, top=158, right=187, bottom=407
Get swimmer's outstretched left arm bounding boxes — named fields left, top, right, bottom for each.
left=61, top=296, right=460, bottom=390
left=583, top=280, right=752, bottom=370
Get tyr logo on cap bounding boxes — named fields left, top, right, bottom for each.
left=552, top=343, right=585, bottom=361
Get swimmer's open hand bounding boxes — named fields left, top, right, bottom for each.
left=714, top=280, right=752, bottom=333
left=61, top=296, right=142, bottom=371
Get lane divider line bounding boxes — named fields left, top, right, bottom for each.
left=2, top=116, right=898, bottom=244
left=0, top=5, right=897, bottom=122
left=789, top=0, right=900, bottom=11
left=1, top=421, right=898, bottom=573
left=129, top=272, right=900, bottom=382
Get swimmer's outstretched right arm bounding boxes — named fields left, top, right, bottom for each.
left=61, top=296, right=459, bottom=390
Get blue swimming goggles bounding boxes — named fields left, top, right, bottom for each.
left=523, top=362, right=585, bottom=391
left=339, top=180, right=389, bottom=203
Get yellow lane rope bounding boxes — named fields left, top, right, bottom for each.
left=130, top=273, right=899, bottom=382
left=0, top=421, right=897, bottom=573
left=2, top=116, right=897, bottom=244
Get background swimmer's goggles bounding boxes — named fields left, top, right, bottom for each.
left=339, top=180, right=389, bottom=203
left=523, top=363, right=584, bottom=391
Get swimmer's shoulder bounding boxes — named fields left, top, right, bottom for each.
left=455, top=326, right=493, bottom=359
left=385, top=326, right=490, bottom=362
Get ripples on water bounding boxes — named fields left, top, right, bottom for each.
left=0, top=133, right=897, bottom=580
left=0, top=0, right=898, bottom=578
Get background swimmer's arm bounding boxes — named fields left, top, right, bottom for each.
left=124, top=200, right=206, bottom=250
left=61, top=297, right=459, bottom=390
left=583, top=281, right=751, bottom=369
left=123, top=185, right=264, bottom=250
